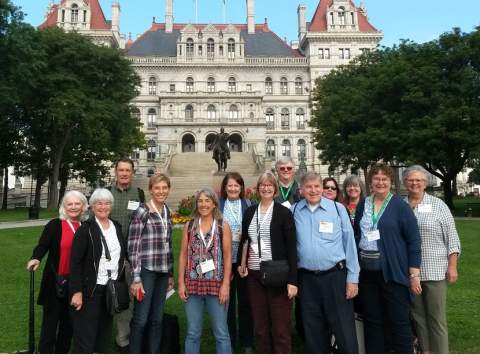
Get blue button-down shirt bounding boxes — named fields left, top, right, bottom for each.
left=292, top=198, right=360, bottom=283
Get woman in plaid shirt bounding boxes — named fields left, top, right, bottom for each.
left=403, top=165, right=461, bottom=354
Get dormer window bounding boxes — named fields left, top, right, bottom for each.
left=71, top=4, right=79, bottom=23
left=186, top=38, right=194, bottom=58
left=228, top=39, right=235, bottom=59
left=207, top=39, right=215, bottom=59
left=338, top=7, right=346, bottom=25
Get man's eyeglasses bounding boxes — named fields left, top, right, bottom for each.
left=278, top=166, right=293, bottom=172
left=323, top=186, right=337, bottom=191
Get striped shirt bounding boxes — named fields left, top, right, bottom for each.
left=128, top=203, right=173, bottom=283
left=247, top=207, right=273, bottom=270
left=405, top=193, right=461, bottom=281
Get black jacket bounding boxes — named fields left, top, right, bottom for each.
left=238, top=202, right=298, bottom=286
left=69, top=218, right=126, bottom=298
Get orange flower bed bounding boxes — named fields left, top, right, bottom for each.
left=171, top=212, right=192, bottom=225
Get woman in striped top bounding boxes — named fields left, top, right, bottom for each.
left=238, top=171, right=297, bottom=354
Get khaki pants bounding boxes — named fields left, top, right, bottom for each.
left=114, top=261, right=133, bottom=347
left=411, top=280, right=448, bottom=354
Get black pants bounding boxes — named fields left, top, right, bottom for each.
left=359, top=270, right=413, bottom=354
left=39, top=295, right=73, bottom=354
left=299, top=268, right=358, bottom=354
left=227, top=262, right=254, bottom=349
left=71, top=286, right=113, bottom=354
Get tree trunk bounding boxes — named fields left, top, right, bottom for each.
left=47, top=131, right=71, bottom=210
left=58, top=166, right=69, bottom=207
left=442, top=177, right=454, bottom=211
left=361, top=164, right=370, bottom=195
left=34, top=173, right=46, bottom=209
left=2, top=167, right=8, bottom=209
left=452, top=176, right=458, bottom=197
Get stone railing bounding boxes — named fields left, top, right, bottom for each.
left=128, top=56, right=309, bottom=66
left=249, top=144, right=265, bottom=172
left=158, top=145, right=176, bottom=173
left=245, top=57, right=309, bottom=65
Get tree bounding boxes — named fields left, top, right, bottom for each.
left=311, top=28, right=480, bottom=209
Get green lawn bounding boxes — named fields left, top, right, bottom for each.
left=0, top=222, right=479, bottom=353
left=452, top=196, right=480, bottom=217
left=0, top=207, right=58, bottom=222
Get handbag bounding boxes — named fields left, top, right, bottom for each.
left=98, top=229, right=129, bottom=315
left=55, top=274, right=69, bottom=299
left=256, top=205, right=289, bottom=288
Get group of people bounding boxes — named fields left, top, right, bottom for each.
left=27, top=156, right=461, bottom=354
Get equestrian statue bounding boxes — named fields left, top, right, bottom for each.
left=211, top=127, right=231, bottom=172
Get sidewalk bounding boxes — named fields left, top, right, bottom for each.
left=0, top=219, right=49, bottom=230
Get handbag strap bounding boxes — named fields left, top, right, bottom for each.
left=98, top=225, right=113, bottom=279
left=256, top=207, right=262, bottom=260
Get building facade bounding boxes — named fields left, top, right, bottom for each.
left=41, top=0, right=382, bottom=176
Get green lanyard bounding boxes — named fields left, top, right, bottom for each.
left=371, top=192, right=393, bottom=228
left=280, top=183, right=293, bottom=202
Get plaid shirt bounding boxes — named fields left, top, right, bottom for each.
left=406, top=193, right=461, bottom=281
left=128, top=203, right=173, bottom=283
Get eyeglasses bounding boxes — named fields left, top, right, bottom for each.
left=278, top=166, right=293, bottom=172
left=405, top=179, right=425, bottom=184
left=323, top=186, right=337, bottom=191
left=259, top=183, right=275, bottom=189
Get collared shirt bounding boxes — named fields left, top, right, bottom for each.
left=96, top=219, right=121, bottom=285
left=109, top=184, right=142, bottom=240
left=292, top=198, right=360, bottom=283
left=128, top=204, right=173, bottom=283
left=405, top=193, right=461, bottom=281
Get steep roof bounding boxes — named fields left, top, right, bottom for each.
left=309, top=0, right=379, bottom=33
left=127, top=23, right=303, bottom=57
left=39, top=0, right=111, bottom=30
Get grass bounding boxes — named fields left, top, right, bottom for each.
left=0, top=207, right=58, bottom=222
left=452, top=196, right=480, bottom=217
left=0, top=222, right=479, bottom=353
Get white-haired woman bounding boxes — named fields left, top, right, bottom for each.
left=403, top=165, right=461, bottom=354
left=69, top=188, right=127, bottom=354
left=27, top=190, right=89, bottom=354
left=178, top=187, right=233, bottom=354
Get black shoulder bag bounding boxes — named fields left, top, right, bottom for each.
left=98, top=229, right=129, bottom=315
left=257, top=206, right=289, bottom=288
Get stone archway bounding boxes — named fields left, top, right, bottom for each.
left=205, top=133, right=217, bottom=152
left=182, top=134, right=196, bottom=152
left=229, top=133, right=243, bottom=152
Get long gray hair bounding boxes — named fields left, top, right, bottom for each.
left=191, top=187, right=223, bottom=233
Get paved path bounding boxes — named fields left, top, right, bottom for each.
left=0, top=219, right=49, bottom=230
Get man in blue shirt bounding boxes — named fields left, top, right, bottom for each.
left=292, top=172, right=360, bottom=354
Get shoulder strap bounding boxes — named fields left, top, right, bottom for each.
left=97, top=226, right=114, bottom=280
left=138, top=188, right=145, bottom=203
left=334, top=201, right=340, bottom=217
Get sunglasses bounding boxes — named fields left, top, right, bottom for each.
left=279, top=166, right=293, bottom=172
left=323, top=186, right=337, bottom=191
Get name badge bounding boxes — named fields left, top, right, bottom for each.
left=232, top=231, right=241, bottom=242
left=104, top=260, right=116, bottom=271
left=366, top=230, right=381, bottom=242
left=281, top=201, right=292, bottom=209
left=418, top=204, right=432, bottom=213
left=200, top=259, right=215, bottom=274
left=127, top=200, right=140, bottom=211
left=319, top=221, right=334, bottom=234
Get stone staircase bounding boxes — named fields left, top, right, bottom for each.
left=133, top=152, right=262, bottom=211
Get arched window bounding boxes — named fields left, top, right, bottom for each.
left=265, top=77, right=273, bottom=94
left=228, top=77, right=236, bottom=92
left=186, top=77, right=194, bottom=93
left=266, top=139, right=276, bottom=158
left=131, top=107, right=140, bottom=120
left=265, top=108, right=274, bottom=130
left=207, top=38, right=215, bottom=59
left=148, top=76, right=157, bottom=95
left=338, top=7, right=346, bottom=25
left=207, top=77, right=215, bottom=93
left=207, top=105, right=216, bottom=120
left=185, top=104, right=194, bottom=121
left=71, top=4, right=79, bottom=23
left=280, top=77, right=288, bottom=95
left=147, top=140, right=157, bottom=161
left=147, top=108, right=156, bottom=129
left=229, top=104, right=239, bottom=120
left=281, top=108, right=290, bottom=129
left=281, top=139, right=291, bottom=157
left=227, top=39, right=235, bottom=59
left=297, top=139, right=307, bottom=159
left=295, top=77, right=303, bottom=94
left=296, top=108, right=305, bottom=129
left=186, top=38, right=194, bottom=57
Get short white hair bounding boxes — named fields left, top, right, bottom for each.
left=59, top=190, right=89, bottom=221
left=275, top=157, right=295, bottom=169
left=402, top=165, right=429, bottom=183
left=89, top=188, right=114, bottom=206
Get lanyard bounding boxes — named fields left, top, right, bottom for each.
left=149, top=201, right=168, bottom=238
left=256, top=202, right=274, bottom=236
left=66, top=220, right=80, bottom=234
left=279, top=183, right=293, bottom=202
left=371, top=192, right=393, bottom=228
left=226, top=199, right=241, bottom=225
left=199, top=218, right=216, bottom=250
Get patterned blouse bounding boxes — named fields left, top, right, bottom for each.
left=185, top=219, right=225, bottom=296
left=222, top=199, right=242, bottom=263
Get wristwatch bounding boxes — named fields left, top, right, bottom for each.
left=409, top=273, right=420, bottom=278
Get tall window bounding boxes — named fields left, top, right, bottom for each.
left=207, top=77, right=215, bottom=93
left=71, top=4, right=79, bottom=23
left=295, top=77, right=303, bottom=95
left=186, top=38, right=194, bottom=58
left=185, top=104, right=194, bottom=121
left=265, top=77, right=273, bottom=94
left=296, top=108, right=305, bottom=129
left=229, top=104, right=239, bottom=119
left=338, top=8, right=346, bottom=25
left=131, top=107, right=140, bottom=120
left=298, top=139, right=306, bottom=159
left=82, top=10, right=87, bottom=23
left=207, top=38, right=215, bottom=59
left=148, top=77, right=157, bottom=95
left=147, top=140, right=156, bottom=161
left=281, top=108, right=290, bottom=129
left=265, top=108, right=274, bottom=130
left=281, top=139, right=291, bottom=157
left=280, top=77, right=288, bottom=95
left=227, top=39, right=235, bottom=59
left=228, top=77, right=236, bottom=92
left=207, top=105, right=216, bottom=120
left=147, top=109, right=156, bottom=129
left=61, top=9, right=65, bottom=22
left=186, top=77, right=194, bottom=92
left=339, top=48, right=350, bottom=59
left=266, top=139, right=276, bottom=158
left=319, top=48, right=330, bottom=59
left=131, top=148, right=140, bottom=160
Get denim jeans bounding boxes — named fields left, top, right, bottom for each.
left=185, top=294, right=232, bottom=354
left=129, top=268, right=169, bottom=354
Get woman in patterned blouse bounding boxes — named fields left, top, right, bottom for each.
left=178, top=187, right=233, bottom=354
left=403, top=165, right=461, bottom=354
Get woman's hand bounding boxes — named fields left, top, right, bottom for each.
left=71, top=292, right=83, bottom=311
left=218, top=283, right=230, bottom=305
left=237, top=265, right=248, bottom=278
left=168, top=276, right=175, bottom=291
left=130, top=282, right=144, bottom=300
left=178, top=282, right=188, bottom=302
left=410, top=276, right=422, bottom=295
left=287, top=284, right=298, bottom=299
left=446, top=265, right=458, bottom=284
left=26, top=259, right=40, bottom=272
